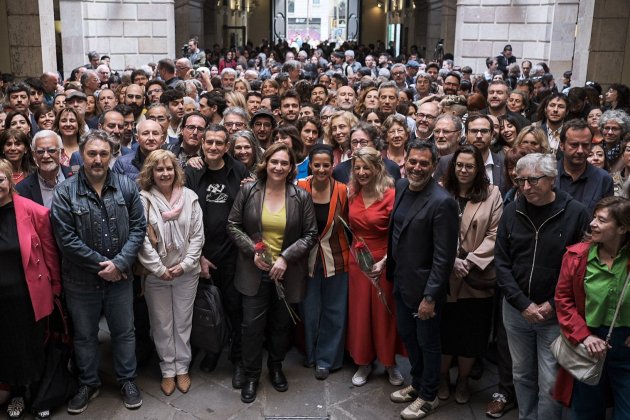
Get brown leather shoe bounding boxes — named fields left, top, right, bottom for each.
left=176, top=374, right=191, bottom=393
left=160, top=377, right=176, bottom=396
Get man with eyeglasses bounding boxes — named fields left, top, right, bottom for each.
left=434, top=114, right=507, bottom=195
left=495, top=153, right=589, bottom=420
left=390, top=63, right=408, bottom=90
left=16, top=130, right=73, bottom=208
left=250, top=109, right=276, bottom=149
left=411, top=101, right=439, bottom=142
left=555, top=119, right=613, bottom=215
left=96, top=64, right=111, bottom=84
left=223, top=107, right=249, bottom=136
left=185, top=123, right=249, bottom=388
left=167, top=112, right=207, bottom=167
left=124, top=84, right=146, bottom=123
left=146, top=80, right=166, bottom=105
left=432, top=114, right=463, bottom=157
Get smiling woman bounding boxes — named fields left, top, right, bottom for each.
left=0, top=129, right=36, bottom=184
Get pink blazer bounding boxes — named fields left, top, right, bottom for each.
left=14, top=194, right=61, bottom=321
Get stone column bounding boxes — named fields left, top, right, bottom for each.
left=0, top=0, right=57, bottom=78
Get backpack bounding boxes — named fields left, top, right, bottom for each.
left=190, top=281, right=230, bottom=354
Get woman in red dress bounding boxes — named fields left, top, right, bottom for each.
left=346, top=147, right=404, bottom=387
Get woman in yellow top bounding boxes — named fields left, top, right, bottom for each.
left=228, top=142, right=318, bottom=404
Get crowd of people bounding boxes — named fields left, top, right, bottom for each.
left=0, top=38, right=629, bottom=420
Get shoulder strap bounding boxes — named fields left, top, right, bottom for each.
left=606, top=270, right=630, bottom=343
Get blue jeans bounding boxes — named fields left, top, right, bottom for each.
left=65, top=280, right=137, bottom=387
left=502, top=300, right=561, bottom=420
left=570, top=326, right=630, bottom=420
left=301, top=266, right=348, bottom=370
left=394, top=291, right=441, bottom=401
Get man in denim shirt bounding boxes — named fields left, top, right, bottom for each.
left=51, top=131, right=146, bottom=415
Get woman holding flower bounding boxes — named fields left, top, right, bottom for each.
left=227, top=142, right=318, bottom=404
left=346, top=147, right=404, bottom=387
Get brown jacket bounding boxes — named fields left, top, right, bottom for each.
left=448, top=185, right=503, bottom=301
left=227, top=180, right=318, bottom=302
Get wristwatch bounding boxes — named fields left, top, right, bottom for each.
left=424, top=295, right=434, bottom=303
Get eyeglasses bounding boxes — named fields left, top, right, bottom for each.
left=185, top=125, right=205, bottom=132
left=415, top=113, right=437, bottom=121
left=320, top=115, right=332, bottom=122
left=35, top=147, right=60, bottom=156
left=351, top=140, right=370, bottom=147
left=433, top=129, right=459, bottom=136
left=468, top=128, right=492, bottom=135
left=513, top=175, right=546, bottom=186
left=224, top=121, right=245, bottom=128
left=602, top=126, right=621, bottom=132
left=455, top=162, right=476, bottom=171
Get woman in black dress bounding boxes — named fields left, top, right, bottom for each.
left=0, top=159, right=61, bottom=419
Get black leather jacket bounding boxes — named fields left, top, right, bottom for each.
left=51, top=169, right=146, bottom=289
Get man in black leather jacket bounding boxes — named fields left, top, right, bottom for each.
left=51, top=131, right=146, bottom=415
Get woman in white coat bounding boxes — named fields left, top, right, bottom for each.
left=137, top=150, right=204, bottom=396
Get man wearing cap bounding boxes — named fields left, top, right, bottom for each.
left=250, top=109, right=276, bottom=150
left=66, top=91, right=94, bottom=130
left=405, top=60, right=420, bottom=86
left=496, top=45, right=516, bottom=77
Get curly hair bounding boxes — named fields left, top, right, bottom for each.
left=137, top=149, right=185, bottom=191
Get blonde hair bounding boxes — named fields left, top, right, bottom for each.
left=225, top=91, right=247, bottom=110
left=137, top=150, right=185, bottom=191
left=327, top=110, right=358, bottom=148
left=514, top=126, right=551, bottom=154
left=349, top=147, right=393, bottom=201
left=0, top=158, right=16, bottom=193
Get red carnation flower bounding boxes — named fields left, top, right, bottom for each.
left=254, top=241, right=267, bottom=253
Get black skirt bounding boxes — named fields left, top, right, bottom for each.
left=440, top=297, right=494, bottom=358
left=0, top=202, right=46, bottom=386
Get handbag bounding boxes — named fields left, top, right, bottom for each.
left=132, top=199, right=159, bottom=277
left=457, top=248, right=495, bottom=291
left=31, top=296, right=78, bottom=411
left=551, top=270, right=630, bottom=386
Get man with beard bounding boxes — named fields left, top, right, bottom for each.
left=98, top=88, right=118, bottom=113
left=555, top=119, right=613, bottom=215
left=70, top=110, right=133, bottom=168
left=387, top=140, right=458, bottom=420
left=250, top=109, right=276, bottom=149
left=16, top=130, right=74, bottom=208
left=160, top=89, right=186, bottom=143
left=336, top=85, right=357, bottom=112
left=310, top=84, right=328, bottom=107
left=280, top=90, right=301, bottom=126
left=185, top=123, right=248, bottom=389
left=124, top=84, right=146, bottom=123
left=433, top=114, right=507, bottom=195
left=432, top=114, right=462, bottom=157
left=245, top=92, right=262, bottom=117
left=167, top=112, right=207, bottom=168
left=114, top=104, right=137, bottom=150
left=483, top=81, right=530, bottom=128
left=425, top=62, right=440, bottom=83
left=442, top=73, right=461, bottom=96
left=220, top=68, right=237, bottom=91
left=534, top=93, right=570, bottom=157
left=411, top=101, right=439, bottom=142
left=199, top=91, right=227, bottom=125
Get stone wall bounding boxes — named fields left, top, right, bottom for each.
left=0, top=0, right=57, bottom=78
left=454, top=0, right=580, bottom=80
left=60, top=0, right=176, bottom=77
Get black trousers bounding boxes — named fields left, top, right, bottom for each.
left=207, top=259, right=242, bottom=364
left=241, top=279, right=293, bottom=380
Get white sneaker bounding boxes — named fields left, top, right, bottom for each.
left=387, top=366, right=404, bottom=386
left=351, top=365, right=372, bottom=386
left=401, top=397, right=439, bottom=419
left=390, top=385, right=417, bottom=403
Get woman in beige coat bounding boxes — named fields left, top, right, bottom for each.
left=137, top=150, right=204, bottom=397
left=438, top=145, right=503, bottom=403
